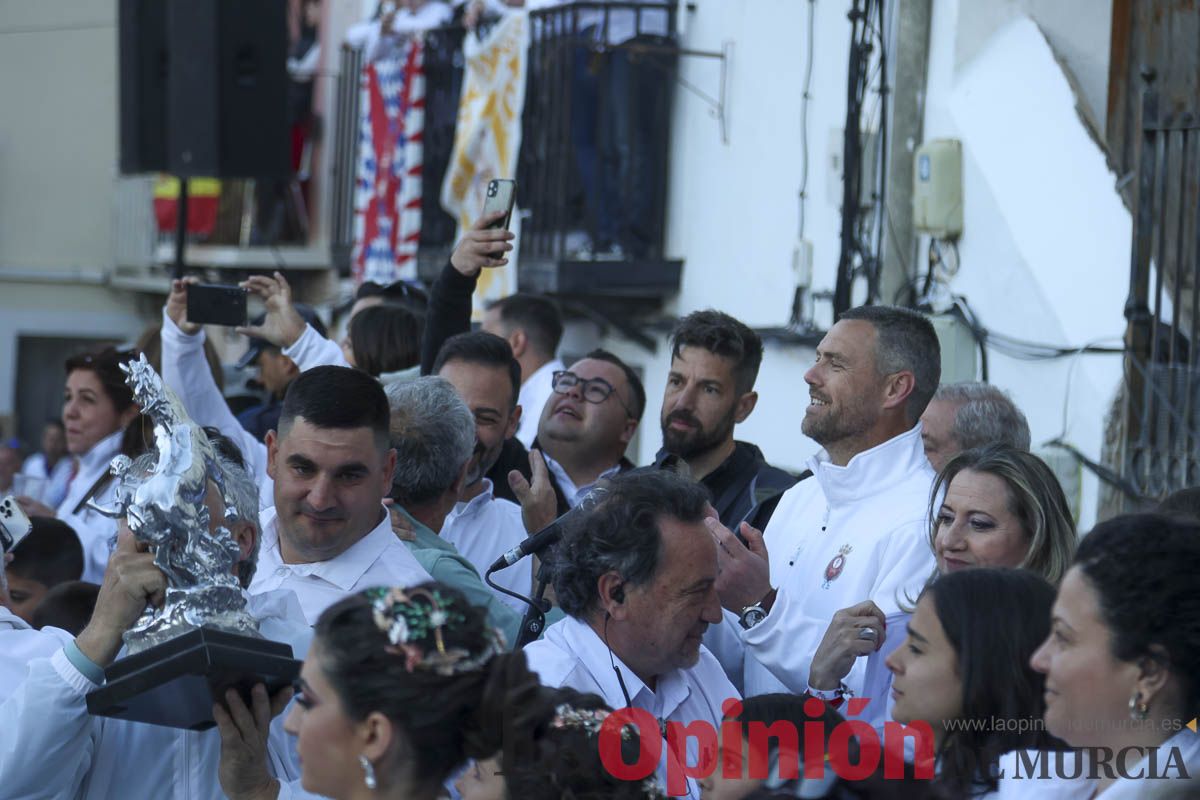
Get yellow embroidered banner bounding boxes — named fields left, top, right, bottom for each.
left=440, top=12, right=529, bottom=317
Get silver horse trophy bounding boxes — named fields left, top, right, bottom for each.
left=85, top=355, right=299, bottom=730
left=90, top=354, right=259, bottom=653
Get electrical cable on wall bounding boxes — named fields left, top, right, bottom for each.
left=789, top=0, right=818, bottom=329
left=833, top=0, right=888, bottom=316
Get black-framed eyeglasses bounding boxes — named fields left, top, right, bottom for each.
left=552, top=370, right=634, bottom=417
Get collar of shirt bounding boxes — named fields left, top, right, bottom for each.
left=552, top=615, right=691, bottom=719
left=257, top=504, right=398, bottom=591
left=77, top=429, right=125, bottom=480
left=541, top=453, right=620, bottom=508
left=401, top=507, right=457, bottom=554
left=807, top=423, right=932, bottom=504
left=446, top=478, right=496, bottom=525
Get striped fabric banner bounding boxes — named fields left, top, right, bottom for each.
left=353, top=37, right=425, bottom=286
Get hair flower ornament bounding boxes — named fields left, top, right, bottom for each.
left=365, top=586, right=504, bottom=676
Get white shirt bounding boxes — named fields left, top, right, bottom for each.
left=994, top=730, right=1200, bottom=798
left=440, top=479, right=531, bottom=612
left=740, top=424, right=937, bottom=721
left=283, top=322, right=350, bottom=372
left=542, top=451, right=620, bottom=508
left=0, top=606, right=72, bottom=702
left=56, top=429, right=126, bottom=584
left=0, top=589, right=314, bottom=800
left=523, top=615, right=739, bottom=800
left=160, top=310, right=273, bottom=507
left=250, top=505, right=432, bottom=624
left=516, top=358, right=563, bottom=448
left=19, top=452, right=74, bottom=508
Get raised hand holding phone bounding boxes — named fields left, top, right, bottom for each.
left=450, top=179, right=517, bottom=277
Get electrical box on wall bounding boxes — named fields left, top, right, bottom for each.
left=913, top=139, right=963, bottom=239
left=928, top=312, right=977, bottom=384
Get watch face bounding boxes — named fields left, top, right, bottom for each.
left=740, top=607, right=766, bottom=629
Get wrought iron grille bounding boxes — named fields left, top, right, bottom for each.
left=1120, top=89, right=1200, bottom=503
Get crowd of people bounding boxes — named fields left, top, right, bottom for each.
left=1, top=210, right=1198, bottom=800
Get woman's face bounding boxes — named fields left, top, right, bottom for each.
left=934, top=469, right=1031, bottom=574
left=697, top=733, right=761, bottom=800
left=455, top=756, right=506, bottom=800
left=1030, top=567, right=1141, bottom=748
left=62, top=369, right=134, bottom=455
left=284, top=643, right=368, bottom=798
left=886, top=594, right=963, bottom=743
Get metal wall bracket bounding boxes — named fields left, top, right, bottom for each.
left=624, top=39, right=733, bottom=144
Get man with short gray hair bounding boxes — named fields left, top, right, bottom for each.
left=710, top=305, right=939, bottom=714
left=385, top=377, right=522, bottom=645
left=920, top=382, right=1032, bottom=472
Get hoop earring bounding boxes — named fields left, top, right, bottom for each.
left=360, top=754, right=377, bottom=790
left=1128, top=691, right=1150, bottom=721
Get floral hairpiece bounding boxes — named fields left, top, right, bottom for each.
left=366, top=586, right=504, bottom=676
left=549, top=704, right=666, bottom=799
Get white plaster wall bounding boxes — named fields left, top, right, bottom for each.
left=593, top=0, right=1127, bottom=529
left=923, top=7, right=1128, bottom=528
left=0, top=0, right=119, bottom=273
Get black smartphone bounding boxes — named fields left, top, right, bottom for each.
left=187, top=283, right=248, bottom=327
left=482, top=178, right=516, bottom=258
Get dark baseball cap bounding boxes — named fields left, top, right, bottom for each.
left=236, top=303, right=328, bottom=369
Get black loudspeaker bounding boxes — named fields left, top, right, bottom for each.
left=166, top=0, right=289, bottom=178
left=118, top=0, right=169, bottom=173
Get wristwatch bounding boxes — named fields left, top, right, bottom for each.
left=738, top=600, right=769, bottom=630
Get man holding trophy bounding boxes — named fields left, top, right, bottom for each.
left=0, top=358, right=314, bottom=800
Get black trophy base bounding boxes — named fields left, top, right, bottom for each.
left=85, top=627, right=301, bottom=731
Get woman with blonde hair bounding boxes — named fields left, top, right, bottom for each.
left=807, top=444, right=1077, bottom=721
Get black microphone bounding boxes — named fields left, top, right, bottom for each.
left=488, top=509, right=575, bottom=573
left=488, top=455, right=685, bottom=574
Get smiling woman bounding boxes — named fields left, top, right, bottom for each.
left=18, top=347, right=145, bottom=584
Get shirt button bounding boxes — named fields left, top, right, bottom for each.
left=275, top=567, right=289, bottom=577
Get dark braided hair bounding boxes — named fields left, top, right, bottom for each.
left=312, top=583, right=539, bottom=790
left=1074, top=513, right=1200, bottom=720
left=501, top=688, right=663, bottom=799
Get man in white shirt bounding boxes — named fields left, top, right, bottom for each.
left=523, top=469, right=738, bottom=800
left=481, top=293, right=565, bottom=448
left=432, top=331, right=536, bottom=610
left=248, top=365, right=431, bottom=623
left=711, top=305, right=941, bottom=719
left=0, top=432, right=314, bottom=800
left=534, top=349, right=643, bottom=511
left=18, top=420, right=73, bottom=508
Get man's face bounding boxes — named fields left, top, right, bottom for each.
left=41, top=425, right=67, bottom=461
left=0, top=447, right=19, bottom=493
left=616, top=516, right=723, bottom=677
left=267, top=418, right=396, bottom=564
left=660, top=347, right=745, bottom=460
left=4, top=572, right=46, bottom=624
left=801, top=319, right=885, bottom=447
left=257, top=349, right=298, bottom=397
left=919, top=398, right=961, bottom=473
left=437, top=359, right=520, bottom=487
left=538, top=358, right=636, bottom=456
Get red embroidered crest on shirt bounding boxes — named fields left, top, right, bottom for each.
left=822, top=544, right=852, bottom=588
